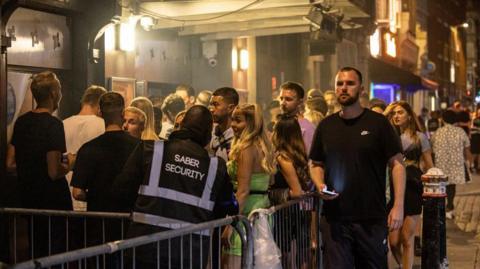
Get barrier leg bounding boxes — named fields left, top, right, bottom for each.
left=232, top=217, right=253, bottom=269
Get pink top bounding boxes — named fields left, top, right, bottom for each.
left=298, top=118, right=315, bottom=154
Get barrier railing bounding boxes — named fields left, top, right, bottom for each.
left=8, top=215, right=253, bottom=269
left=249, top=193, right=322, bottom=269
left=1, top=194, right=320, bottom=269
left=0, top=208, right=130, bottom=265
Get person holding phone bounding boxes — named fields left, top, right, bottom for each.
left=309, top=67, right=406, bottom=269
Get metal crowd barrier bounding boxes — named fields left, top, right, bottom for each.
left=7, top=215, right=253, bottom=269
left=0, top=208, right=130, bottom=265
left=1, top=194, right=320, bottom=269
left=249, top=193, right=322, bottom=269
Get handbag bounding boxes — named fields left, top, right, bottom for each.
left=249, top=209, right=282, bottom=269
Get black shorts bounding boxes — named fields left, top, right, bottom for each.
left=320, top=218, right=388, bottom=269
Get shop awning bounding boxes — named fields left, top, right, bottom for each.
left=368, top=57, right=422, bottom=91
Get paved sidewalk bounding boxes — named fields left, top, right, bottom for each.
left=405, top=174, right=480, bottom=268
left=447, top=172, right=480, bottom=268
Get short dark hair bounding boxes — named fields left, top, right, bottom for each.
left=99, top=92, right=124, bottom=125
left=369, top=98, right=387, bottom=111
left=212, top=87, right=239, bottom=106
left=442, top=109, right=457, bottom=124
left=175, top=84, right=195, bottom=97
left=81, top=85, right=107, bottom=106
left=280, top=81, right=305, bottom=99
left=181, top=105, right=213, bottom=147
left=162, top=93, right=185, bottom=122
left=30, top=71, right=60, bottom=105
left=339, top=66, right=363, bottom=85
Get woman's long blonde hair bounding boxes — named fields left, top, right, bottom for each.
left=229, top=103, right=276, bottom=174
left=130, top=97, right=159, bottom=141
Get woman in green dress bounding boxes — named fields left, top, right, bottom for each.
left=221, top=103, right=276, bottom=268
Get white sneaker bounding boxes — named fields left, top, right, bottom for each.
left=446, top=210, right=454, bottom=219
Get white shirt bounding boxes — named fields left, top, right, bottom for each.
left=63, top=115, right=105, bottom=211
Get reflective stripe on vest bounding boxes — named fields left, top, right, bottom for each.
left=132, top=212, right=210, bottom=236
left=138, top=140, right=218, bottom=211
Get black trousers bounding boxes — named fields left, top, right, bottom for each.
left=320, top=218, right=388, bottom=269
left=446, top=184, right=456, bottom=211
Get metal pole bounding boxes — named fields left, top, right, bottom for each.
left=422, top=196, right=448, bottom=268
left=233, top=216, right=253, bottom=269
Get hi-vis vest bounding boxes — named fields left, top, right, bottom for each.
left=132, top=140, right=218, bottom=235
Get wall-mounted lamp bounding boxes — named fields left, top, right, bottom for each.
left=385, top=32, right=396, bottom=57
left=231, top=47, right=249, bottom=70
left=120, top=17, right=136, bottom=51
left=104, top=24, right=115, bottom=51
left=104, top=16, right=139, bottom=52
left=369, top=28, right=380, bottom=57
left=239, top=49, right=249, bottom=70
left=231, top=48, right=238, bottom=70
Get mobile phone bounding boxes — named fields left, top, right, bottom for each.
left=321, top=187, right=337, bottom=196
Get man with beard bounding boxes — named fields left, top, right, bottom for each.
left=209, top=87, right=239, bottom=161
left=309, top=67, right=406, bottom=269
left=279, top=81, right=315, bottom=153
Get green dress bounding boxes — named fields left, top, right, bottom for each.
left=223, top=160, right=270, bottom=256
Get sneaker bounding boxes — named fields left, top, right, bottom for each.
left=446, top=210, right=454, bottom=219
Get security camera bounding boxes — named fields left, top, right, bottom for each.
left=208, top=58, right=217, bottom=67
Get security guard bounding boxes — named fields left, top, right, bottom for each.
left=115, top=105, right=237, bottom=269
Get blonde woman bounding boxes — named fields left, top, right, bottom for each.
left=130, top=97, right=159, bottom=140
left=222, top=103, right=276, bottom=268
left=384, top=101, right=434, bottom=269
left=123, top=107, right=146, bottom=139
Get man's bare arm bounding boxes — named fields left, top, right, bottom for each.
left=388, top=153, right=406, bottom=230
left=309, top=161, right=338, bottom=200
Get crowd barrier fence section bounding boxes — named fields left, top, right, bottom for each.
left=3, top=214, right=253, bottom=269
left=0, top=208, right=130, bottom=265
left=249, top=194, right=322, bottom=269
left=1, top=194, right=320, bottom=269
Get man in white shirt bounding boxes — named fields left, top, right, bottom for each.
left=63, top=85, right=107, bottom=211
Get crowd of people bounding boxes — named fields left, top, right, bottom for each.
left=4, top=66, right=478, bottom=269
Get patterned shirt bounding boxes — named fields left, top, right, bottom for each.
left=431, top=124, right=470, bottom=184
left=211, top=127, right=234, bottom=162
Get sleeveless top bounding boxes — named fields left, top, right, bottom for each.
left=227, top=160, right=270, bottom=214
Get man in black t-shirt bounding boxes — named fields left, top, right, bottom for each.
left=71, top=92, right=139, bottom=212
left=309, top=67, right=406, bottom=269
left=7, top=71, right=74, bottom=257
left=71, top=92, right=139, bottom=253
